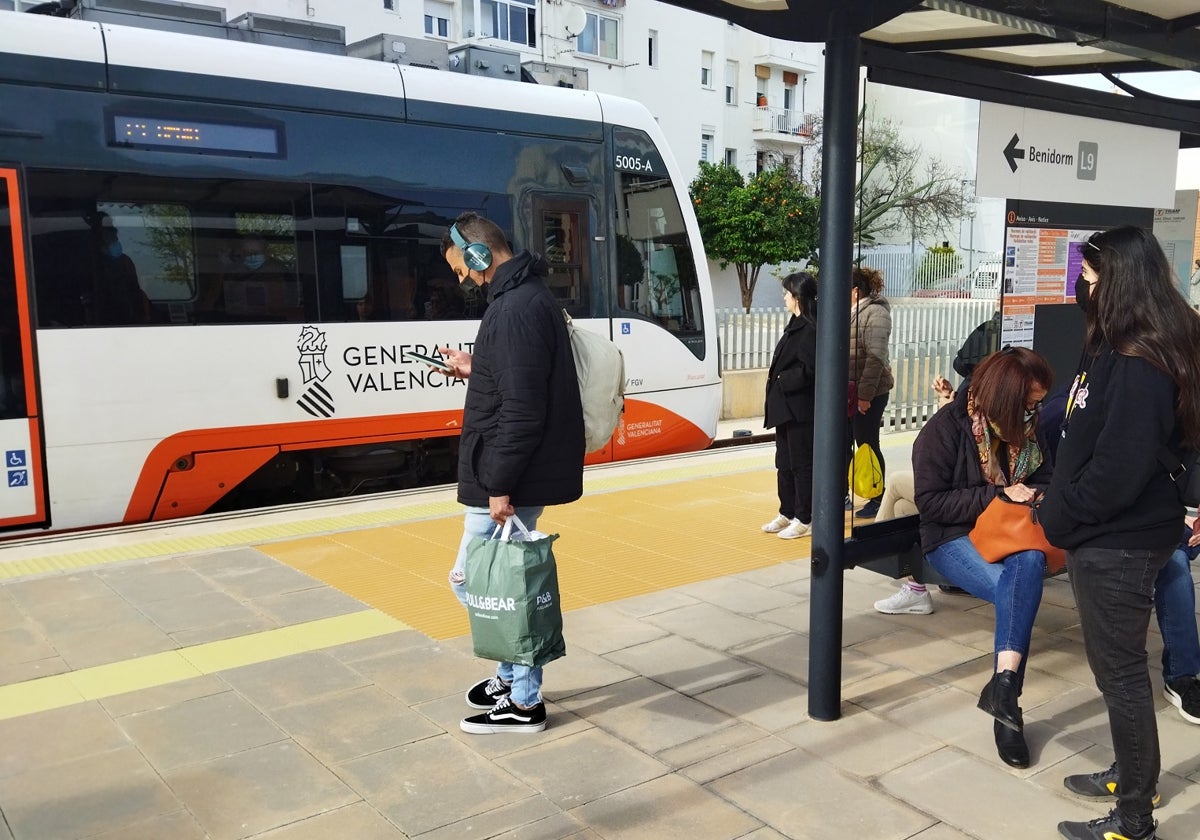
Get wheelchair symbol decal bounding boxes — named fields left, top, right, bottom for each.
left=6, top=450, right=25, bottom=468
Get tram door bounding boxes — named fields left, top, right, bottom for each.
left=0, top=169, right=49, bottom=530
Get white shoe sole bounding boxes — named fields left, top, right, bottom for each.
left=460, top=719, right=547, bottom=734
left=1163, top=684, right=1200, bottom=724
left=874, top=602, right=934, bottom=615
left=778, top=529, right=809, bottom=540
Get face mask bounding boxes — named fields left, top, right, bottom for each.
left=243, top=254, right=266, bottom=271
left=105, top=241, right=122, bottom=259
left=1075, top=274, right=1090, bottom=311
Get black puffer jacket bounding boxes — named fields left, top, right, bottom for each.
left=457, top=251, right=585, bottom=508
left=912, top=387, right=1053, bottom=554
left=763, top=314, right=817, bottom=429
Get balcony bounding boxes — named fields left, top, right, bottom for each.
left=752, top=106, right=815, bottom=143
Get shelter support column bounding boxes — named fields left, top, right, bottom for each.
left=808, top=7, right=860, bottom=722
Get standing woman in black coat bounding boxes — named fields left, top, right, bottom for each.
left=1039, top=226, right=1200, bottom=840
left=761, top=272, right=818, bottom=541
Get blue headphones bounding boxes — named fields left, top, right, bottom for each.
left=449, top=223, right=492, bottom=272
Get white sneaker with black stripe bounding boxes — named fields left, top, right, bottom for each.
left=460, top=696, right=547, bottom=734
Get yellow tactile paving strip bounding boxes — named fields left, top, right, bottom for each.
left=261, top=469, right=833, bottom=641
left=0, top=611, right=407, bottom=721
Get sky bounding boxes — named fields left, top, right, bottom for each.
left=1044, top=71, right=1200, bottom=188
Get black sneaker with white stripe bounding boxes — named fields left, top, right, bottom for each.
left=460, top=697, right=547, bottom=734
left=465, top=676, right=511, bottom=710
left=1164, top=675, right=1200, bottom=724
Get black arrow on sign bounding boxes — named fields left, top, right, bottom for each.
left=1004, top=133, right=1025, bottom=173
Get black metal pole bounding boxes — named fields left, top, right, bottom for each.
left=808, top=6, right=861, bottom=722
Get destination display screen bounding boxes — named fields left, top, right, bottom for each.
left=109, top=115, right=283, bottom=157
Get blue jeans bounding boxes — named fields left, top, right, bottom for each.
left=1156, top=548, right=1200, bottom=684
left=926, top=536, right=1045, bottom=659
left=449, top=505, right=546, bottom=707
left=1070, top=545, right=1173, bottom=827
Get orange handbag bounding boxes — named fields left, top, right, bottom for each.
left=969, top=495, right=1067, bottom=574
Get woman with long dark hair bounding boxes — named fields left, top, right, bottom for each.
left=1040, top=226, right=1200, bottom=840
left=761, top=272, right=818, bottom=540
left=913, top=346, right=1054, bottom=770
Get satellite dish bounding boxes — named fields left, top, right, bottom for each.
left=564, top=6, right=587, bottom=38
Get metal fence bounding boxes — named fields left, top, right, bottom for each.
left=858, top=250, right=1004, bottom=299
left=717, top=297, right=997, bottom=431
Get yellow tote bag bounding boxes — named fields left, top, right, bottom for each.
left=849, top=443, right=884, bottom=499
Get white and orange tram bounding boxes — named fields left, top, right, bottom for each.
left=0, top=12, right=721, bottom=539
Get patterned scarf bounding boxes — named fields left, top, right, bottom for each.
left=966, top=391, right=1042, bottom=486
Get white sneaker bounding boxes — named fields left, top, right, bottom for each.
left=874, top=584, right=934, bottom=615
left=778, top=519, right=811, bottom=540
left=761, top=514, right=791, bottom=533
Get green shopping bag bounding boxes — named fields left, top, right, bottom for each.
left=464, top=515, right=566, bottom=668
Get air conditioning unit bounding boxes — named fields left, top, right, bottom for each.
left=347, top=34, right=449, bottom=71
left=228, top=12, right=345, bottom=54
left=75, top=0, right=226, bottom=26
left=448, top=45, right=521, bottom=81
left=522, top=61, right=588, bottom=89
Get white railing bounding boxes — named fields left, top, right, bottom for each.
left=752, top=105, right=814, bottom=138
left=717, top=297, right=997, bottom=431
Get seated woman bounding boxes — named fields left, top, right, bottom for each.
left=912, top=346, right=1054, bottom=770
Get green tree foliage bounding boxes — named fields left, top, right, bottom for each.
left=688, top=162, right=819, bottom=312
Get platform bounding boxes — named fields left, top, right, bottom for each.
left=0, top=427, right=1198, bottom=840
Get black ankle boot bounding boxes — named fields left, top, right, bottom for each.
left=994, top=719, right=1030, bottom=768
left=978, top=669, right=1023, bottom=731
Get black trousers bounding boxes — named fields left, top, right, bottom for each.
left=1069, top=545, right=1173, bottom=828
left=774, top=421, right=814, bottom=524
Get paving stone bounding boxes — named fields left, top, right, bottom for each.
left=118, top=689, right=286, bottom=770
left=496, top=728, right=669, bottom=809
left=602, top=635, right=761, bottom=695
left=0, top=701, right=129, bottom=780
left=710, top=748, right=935, bottom=839
left=98, top=559, right=217, bottom=604
left=136, top=589, right=264, bottom=634
left=251, top=584, right=367, bottom=624
left=335, top=733, right=536, bottom=836
left=268, top=684, right=442, bottom=764
left=779, top=703, right=943, bottom=777
left=250, top=802, right=407, bottom=839
left=557, top=676, right=737, bottom=755
left=563, top=603, right=671, bottom=655
left=164, top=741, right=358, bottom=840
left=0, top=746, right=179, bottom=839
left=221, top=649, right=372, bottom=710
left=672, top=576, right=802, bottom=614
left=694, top=671, right=810, bottom=732
left=569, top=774, right=762, bottom=839
left=88, top=808, right=208, bottom=840
left=644, top=602, right=790, bottom=651
left=411, top=795, right=568, bottom=840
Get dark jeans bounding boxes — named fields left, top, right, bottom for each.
left=1069, top=545, right=1173, bottom=827
left=847, top=391, right=889, bottom=499
left=1156, top=547, right=1200, bottom=684
left=774, top=421, right=814, bottom=524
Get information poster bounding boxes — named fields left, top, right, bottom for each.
left=1151, top=189, right=1200, bottom=303
left=1000, top=200, right=1153, bottom=348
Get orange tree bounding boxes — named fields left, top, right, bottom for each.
left=688, top=162, right=819, bottom=311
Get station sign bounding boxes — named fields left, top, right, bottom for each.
left=977, top=102, right=1178, bottom=209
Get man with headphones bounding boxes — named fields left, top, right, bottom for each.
left=437, top=211, right=585, bottom=735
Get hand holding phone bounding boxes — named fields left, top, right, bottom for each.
left=403, top=350, right=453, bottom=373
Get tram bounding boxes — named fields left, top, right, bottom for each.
left=0, top=12, right=721, bottom=538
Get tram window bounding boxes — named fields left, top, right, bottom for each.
left=534, top=198, right=590, bottom=313
left=27, top=171, right=315, bottom=326
left=311, top=184, right=507, bottom=323
left=612, top=129, right=706, bottom=360
left=97, top=201, right=194, bottom=303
